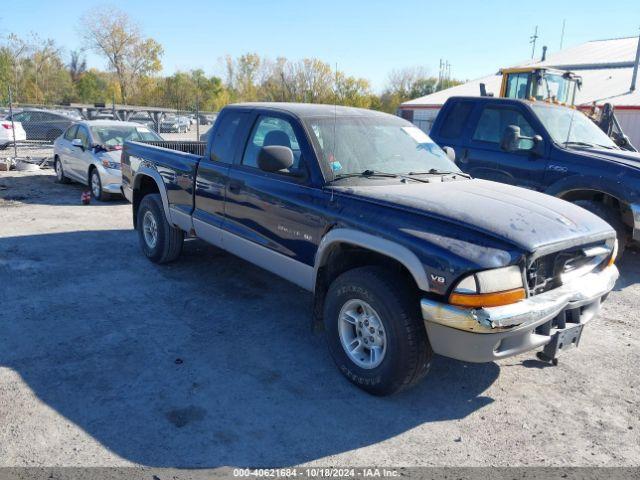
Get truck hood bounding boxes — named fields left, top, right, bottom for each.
left=334, top=179, right=615, bottom=253
left=570, top=146, right=640, bottom=171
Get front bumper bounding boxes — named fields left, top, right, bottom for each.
left=98, top=166, right=123, bottom=194
left=631, top=203, right=640, bottom=242
left=420, top=266, right=618, bottom=363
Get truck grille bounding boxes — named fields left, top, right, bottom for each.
left=527, top=242, right=611, bottom=296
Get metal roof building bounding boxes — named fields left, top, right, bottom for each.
left=400, top=36, right=640, bottom=147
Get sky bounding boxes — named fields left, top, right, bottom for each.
left=4, top=0, right=640, bottom=92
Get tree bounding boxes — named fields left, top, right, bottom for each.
left=68, top=49, right=87, bottom=83
left=379, top=66, right=462, bottom=113
left=75, top=69, right=108, bottom=103
left=81, top=6, right=163, bottom=104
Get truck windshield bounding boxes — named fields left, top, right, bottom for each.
left=305, top=116, right=459, bottom=176
left=531, top=104, right=617, bottom=149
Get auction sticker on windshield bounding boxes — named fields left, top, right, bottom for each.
left=401, top=126, right=433, bottom=144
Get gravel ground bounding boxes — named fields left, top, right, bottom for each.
left=0, top=169, right=638, bottom=468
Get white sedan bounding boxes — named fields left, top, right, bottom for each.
left=0, top=119, right=26, bottom=149
left=53, top=120, right=163, bottom=200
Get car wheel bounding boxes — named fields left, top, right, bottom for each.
left=0, top=143, right=8, bottom=150
left=137, top=193, right=184, bottom=264
left=54, top=157, right=70, bottom=184
left=323, top=266, right=432, bottom=396
left=89, top=168, right=111, bottom=201
left=574, top=199, right=628, bottom=260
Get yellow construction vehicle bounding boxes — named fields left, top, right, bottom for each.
left=499, top=67, right=582, bottom=105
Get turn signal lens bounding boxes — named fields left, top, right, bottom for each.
left=449, top=288, right=526, bottom=308
left=608, top=239, right=619, bottom=267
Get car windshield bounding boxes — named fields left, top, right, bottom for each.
left=532, top=104, right=617, bottom=149
left=90, top=125, right=162, bottom=146
left=305, top=116, right=459, bottom=177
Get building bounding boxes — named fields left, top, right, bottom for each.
left=399, top=36, right=640, bottom=147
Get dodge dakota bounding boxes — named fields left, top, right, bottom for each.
left=122, top=103, right=619, bottom=395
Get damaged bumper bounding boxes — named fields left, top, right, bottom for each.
left=420, top=265, right=619, bottom=363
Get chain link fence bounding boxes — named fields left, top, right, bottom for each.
left=1, top=89, right=217, bottom=171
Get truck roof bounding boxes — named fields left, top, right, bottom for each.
left=226, top=102, right=396, bottom=120
left=446, top=96, right=573, bottom=111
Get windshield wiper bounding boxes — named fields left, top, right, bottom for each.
left=562, top=141, right=596, bottom=148
left=408, top=169, right=471, bottom=178
left=330, top=169, right=429, bottom=184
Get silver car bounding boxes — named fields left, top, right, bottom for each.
left=53, top=120, right=163, bottom=200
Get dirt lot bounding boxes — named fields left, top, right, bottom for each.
left=0, top=169, right=638, bottom=468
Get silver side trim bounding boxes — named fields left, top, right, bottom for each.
left=314, top=228, right=431, bottom=292
left=170, top=207, right=193, bottom=233
left=134, top=167, right=173, bottom=224
left=193, top=220, right=314, bottom=291
left=193, top=218, right=223, bottom=248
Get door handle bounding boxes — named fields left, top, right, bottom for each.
left=228, top=180, right=243, bottom=193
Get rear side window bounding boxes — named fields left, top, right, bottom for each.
left=64, top=125, right=77, bottom=140
left=210, top=111, right=246, bottom=163
left=439, top=102, right=473, bottom=138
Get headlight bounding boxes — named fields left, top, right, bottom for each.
left=101, top=159, right=121, bottom=170
left=449, top=265, right=526, bottom=308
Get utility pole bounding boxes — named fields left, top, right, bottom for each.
left=530, top=25, right=539, bottom=59
left=560, top=19, right=566, bottom=50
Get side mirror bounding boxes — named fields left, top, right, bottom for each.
left=71, top=138, right=84, bottom=150
left=257, top=145, right=294, bottom=173
left=442, top=146, right=456, bottom=162
left=500, top=125, right=521, bottom=152
left=531, top=135, right=545, bottom=156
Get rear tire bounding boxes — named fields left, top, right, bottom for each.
left=54, top=157, right=70, bottom=184
left=323, top=266, right=432, bottom=396
left=137, top=193, right=184, bottom=264
left=574, top=199, right=627, bottom=260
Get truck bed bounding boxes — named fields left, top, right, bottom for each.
left=138, top=140, right=207, bottom=156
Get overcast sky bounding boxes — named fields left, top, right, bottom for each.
left=5, top=0, right=640, bottom=91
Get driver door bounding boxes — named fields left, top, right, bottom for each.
left=465, top=105, right=547, bottom=190
left=223, top=112, right=323, bottom=288
left=67, top=125, right=93, bottom=181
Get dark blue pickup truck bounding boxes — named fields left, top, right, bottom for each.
left=122, top=103, right=618, bottom=395
left=430, top=96, right=640, bottom=256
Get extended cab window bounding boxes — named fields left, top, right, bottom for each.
left=242, top=116, right=302, bottom=170
left=439, top=102, right=473, bottom=138
left=472, top=107, right=535, bottom=145
left=210, top=112, right=245, bottom=163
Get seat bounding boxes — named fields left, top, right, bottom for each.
left=263, top=130, right=291, bottom=149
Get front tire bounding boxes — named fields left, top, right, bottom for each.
left=323, top=266, right=432, bottom=396
left=54, top=157, right=70, bottom=184
left=574, top=200, right=628, bottom=259
left=137, top=193, right=184, bottom=264
left=90, top=168, right=111, bottom=201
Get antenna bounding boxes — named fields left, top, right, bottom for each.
left=330, top=62, right=338, bottom=201
left=530, top=25, right=539, bottom=59
left=560, top=19, right=566, bottom=50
